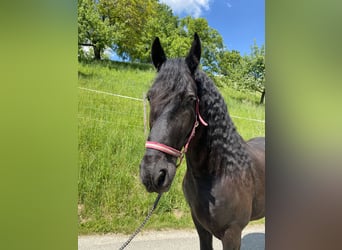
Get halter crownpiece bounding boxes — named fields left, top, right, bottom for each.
left=145, top=98, right=208, bottom=166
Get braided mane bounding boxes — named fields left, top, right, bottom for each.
left=194, top=70, right=252, bottom=174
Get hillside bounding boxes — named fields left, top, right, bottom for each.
left=78, top=60, right=265, bottom=234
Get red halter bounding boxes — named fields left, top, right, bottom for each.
left=145, top=98, right=208, bottom=167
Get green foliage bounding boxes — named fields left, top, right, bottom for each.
left=78, top=1, right=224, bottom=71
left=103, top=0, right=156, bottom=61
left=78, top=61, right=264, bottom=233
left=78, top=0, right=115, bottom=60
left=138, top=3, right=179, bottom=62
left=244, top=42, right=265, bottom=93
left=137, top=5, right=224, bottom=69
left=78, top=0, right=156, bottom=60
left=217, top=42, right=265, bottom=103
left=217, top=50, right=245, bottom=85
left=180, top=17, right=224, bottom=73
left=77, top=0, right=265, bottom=100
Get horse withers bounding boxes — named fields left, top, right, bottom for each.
left=140, top=33, right=265, bottom=250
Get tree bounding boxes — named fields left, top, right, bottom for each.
left=137, top=12, right=224, bottom=72
left=179, top=17, right=224, bottom=74
left=243, top=42, right=265, bottom=103
left=78, top=0, right=157, bottom=61
left=78, top=0, right=115, bottom=60
left=78, top=0, right=225, bottom=68
left=103, top=0, right=156, bottom=61
left=218, top=50, right=244, bottom=84
left=216, top=42, right=265, bottom=104
left=138, top=3, right=180, bottom=62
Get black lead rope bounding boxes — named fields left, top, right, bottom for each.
left=118, top=193, right=162, bottom=250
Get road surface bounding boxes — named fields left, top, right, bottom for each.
left=78, top=224, right=264, bottom=250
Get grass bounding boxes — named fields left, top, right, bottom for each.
left=78, top=60, right=265, bottom=234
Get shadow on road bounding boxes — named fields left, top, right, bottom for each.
left=241, top=232, right=265, bottom=250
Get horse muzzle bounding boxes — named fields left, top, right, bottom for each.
left=139, top=153, right=177, bottom=193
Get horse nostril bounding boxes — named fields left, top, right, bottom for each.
left=157, top=169, right=167, bottom=188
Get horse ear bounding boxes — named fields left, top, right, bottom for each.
left=186, top=33, right=201, bottom=74
left=151, top=37, right=167, bottom=71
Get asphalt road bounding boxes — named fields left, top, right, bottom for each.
left=78, top=224, right=265, bottom=250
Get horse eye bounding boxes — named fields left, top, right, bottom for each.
left=187, top=95, right=197, bottom=102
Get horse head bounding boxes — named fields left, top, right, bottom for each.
left=140, top=33, right=203, bottom=193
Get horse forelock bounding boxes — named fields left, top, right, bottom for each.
left=148, top=58, right=197, bottom=107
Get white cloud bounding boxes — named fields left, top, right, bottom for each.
left=159, top=0, right=211, bottom=18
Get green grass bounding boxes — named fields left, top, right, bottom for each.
left=78, top=60, right=265, bottom=234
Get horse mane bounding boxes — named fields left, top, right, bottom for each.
left=194, top=70, right=252, bottom=175
left=149, top=57, right=252, bottom=175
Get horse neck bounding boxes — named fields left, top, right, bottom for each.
left=186, top=72, right=251, bottom=176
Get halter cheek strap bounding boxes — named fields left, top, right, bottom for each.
left=145, top=98, right=208, bottom=167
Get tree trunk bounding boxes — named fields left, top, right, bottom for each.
left=93, top=46, right=101, bottom=60
left=260, top=89, right=265, bottom=104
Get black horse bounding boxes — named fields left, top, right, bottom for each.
left=140, top=33, right=265, bottom=250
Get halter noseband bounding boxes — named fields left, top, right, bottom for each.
left=145, top=98, right=208, bottom=167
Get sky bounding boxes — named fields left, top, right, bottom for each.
left=159, top=0, right=265, bottom=56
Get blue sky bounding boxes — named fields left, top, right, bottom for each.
left=160, top=0, right=265, bottom=56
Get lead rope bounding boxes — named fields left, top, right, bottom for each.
left=118, top=193, right=162, bottom=250
left=119, top=98, right=207, bottom=249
